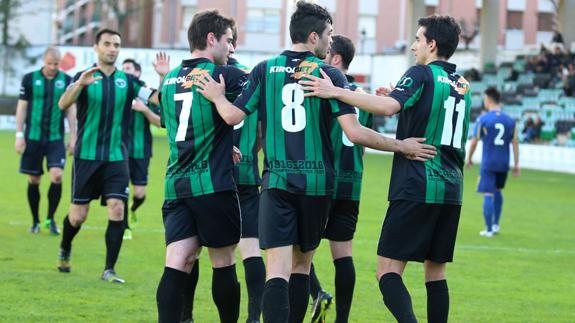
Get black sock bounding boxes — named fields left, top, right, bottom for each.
left=157, top=267, right=187, bottom=323
left=47, top=182, right=62, bottom=221
left=426, top=280, right=449, bottom=323
left=123, top=200, right=130, bottom=229
left=378, top=273, right=417, bottom=323
left=262, top=278, right=289, bottom=323
left=212, top=264, right=240, bottom=323
left=243, top=256, right=265, bottom=321
left=131, top=195, right=145, bottom=212
left=181, top=259, right=199, bottom=322
left=27, top=183, right=40, bottom=224
left=105, top=220, right=124, bottom=270
left=309, top=263, right=322, bottom=300
left=334, top=257, right=355, bottom=323
left=60, top=215, right=81, bottom=252
left=288, top=273, right=310, bottom=323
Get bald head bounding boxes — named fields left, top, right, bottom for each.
left=42, top=46, right=61, bottom=78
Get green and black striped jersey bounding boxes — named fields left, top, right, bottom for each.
left=160, top=58, right=248, bottom=200
left=73, top=66, right=152, bottom=161
left=19, top=69, right=71, bottom=142
left=228, top=57, right=261, bottom=186
left=388, top=61, right=471, bottom=205
left=128, top=102, right=160, bottom=159
left=331, top=76, right=373, bottom=201
left=233, top=50, right=356, bottom=196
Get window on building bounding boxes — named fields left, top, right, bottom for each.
left=181, top=6, right=196, bottom=31
left=358, top=15, right=376, bottom=39
left=537, top=12, right=554, bottom=31
left=506, top=11, right=523, bottom=30
left=246, top=8, right=280, bottom=34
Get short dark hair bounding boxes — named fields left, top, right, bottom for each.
left=289, top=1, right=333, bottom=44
left=484, top=87, right=501, bottom=104
left=231, top=25, right=238, bottom=48
left=417, top=15, right=461, bottom=59
left=94, top=28, right=121, bottom=44
left=187, top=10, right=235, bottom=52
left=122, top=58, right=141, bottom=73
left=330, top=35, right=355, bottom=70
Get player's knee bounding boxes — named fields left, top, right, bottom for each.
left=107, top=200, right=124, bottom=220
left=28, top=175, right=41, bottom=185
left=209, top=245, right=236, bottom=268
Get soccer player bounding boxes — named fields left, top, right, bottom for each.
left=15, top=46, right=75, bottom=235
left=196, top=3, right=435, bottom=322
left=308, top=34, right=371, bottom=323
left=466, top=87, right=520, bottom=237
left=121, top=58, right=161, bottom=240
left=300, top=15, right=470, bottom=323
left=155, top=10, right=246, bottom=323
left=178, top=26, right=265, bottom=323
left=57, top=29, right=167, bottom=283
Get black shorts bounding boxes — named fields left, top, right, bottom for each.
left=162, top=191, right=241, bottom=248
left=238, top=185, right=260, bottom=239
left=324, top=199, right=359, bottom=241
left=129, top=157, right=150, bottom=185
left=258, top=189, right=331, bottom=252
left=377, top=200, right=461, bottom=263
left=71, top=159, right=129, bottom=205
left=20, top=140, right=66, bottom=175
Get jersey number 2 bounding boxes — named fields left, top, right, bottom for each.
left=174, top=92, right=193, bottom=142
left=494, top=123, right=505, bottom=146
left=440, top=96, right=465, bottom=149
left=281, top=84, right=306, bottom=132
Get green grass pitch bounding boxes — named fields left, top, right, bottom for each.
left=0, top=131, right=573, bottom=322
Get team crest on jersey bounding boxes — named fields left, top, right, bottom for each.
left=396, top=76, right=413, bottom=88
left=182, top=68, right=210, bottom=89
left=55, top=80, right=65, bottom=89
left=35, top=80, right=42, bottom=86
left=115, top=78, right=127, bottom=88
left=293, top=61, right=319, bottom=79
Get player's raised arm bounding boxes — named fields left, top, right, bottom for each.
left=336, top=113, right=436, bottom=161
left=148, top=51, right=171, bottom=106
left=196, top=73, right=246, bottom=125
left=299, top=69, right=401, bottom=116
left=59, top=67, right=102, bottom=110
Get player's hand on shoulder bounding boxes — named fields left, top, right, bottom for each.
left=196, top=73, right=225, bottom=102
left=299, top=68, right=336, bottom=99
left=232, top=146, right=242, bottom=164
left=15, top=137, right=25, bottom=155
left=153, top=51, right=170, bottom=77
left=78, top=67, right=103, bottom=86
left=375, top=83, right=395, bottom=97
left=400, top=137, right=436, bottom=161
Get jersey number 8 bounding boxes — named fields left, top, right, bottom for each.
left=281, top=83, right=306, bottom=132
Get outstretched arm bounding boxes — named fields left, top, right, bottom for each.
left=132, top=99, right=161, bottom=127
left=196, top=73, right=246, bottom=126
left=148, top=51, right=171, bottom=106
left=299, top=69, right=401, bottom=116
left=337, top=113, right=436, bottom=161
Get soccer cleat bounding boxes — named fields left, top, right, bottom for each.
left=130, top=209, right=139, bottom=227
left=58, top=248, right=71, bottom=273
left=492, top=224, right=500, bottom=234
left=48, top=220, right=60, bottom=235
left=101, top=269, right=125, bottom=284
left=479, top=230, right=494, bottom=237
left=29, top=223, right=40, bottom=234
left=123, top=228, right=132, bottom=240
left=310, top=290, right=333, bottom=323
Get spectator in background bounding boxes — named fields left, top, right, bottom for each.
left=552, top=29, right=564, bottom=45
left=562, top=63, right=575, bottom=97
left=523, top=116, right=543, bottom=143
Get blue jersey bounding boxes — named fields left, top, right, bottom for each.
left=474, top=110, right=516, bottom=172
